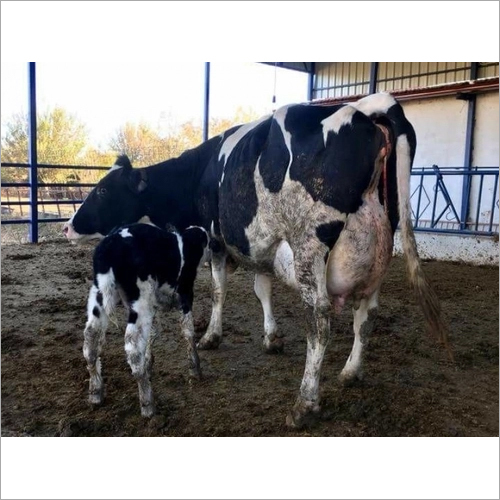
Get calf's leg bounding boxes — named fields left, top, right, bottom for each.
left=125, top=282, right=156, bottom=417
left=178, top=290, right=202, bottom=379
left=83, top=285, right=109, bottom=405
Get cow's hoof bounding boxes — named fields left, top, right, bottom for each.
left=88, top=390, right=103, bottom=406
left=285, top=399, right=320, bottom=429
left=197, top=335, right=222, bottom=350
left=263, top=335, right=285, bottom=354
left=141, top=403, right=155, bottom=418
left=338, top=369, right=363, bottom=386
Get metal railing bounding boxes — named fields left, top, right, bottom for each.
left=410, top=165, right=499, bottom=236
left=1, top=162, right=499, bottom=242
left=1, top=163, right=108, bottom=236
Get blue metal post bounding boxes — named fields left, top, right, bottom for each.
left=203, top=62, right=210, bottom=142
left=459, top=62, right=478, bottom=230
left=488, top=173, right=498, bottom=232
left=369, top=62, right=379, bottom=94
left=474, top=173, right=485, bottom=230
left=28, top=62, right=38, bottom=243
left=307, top=62, right=315, bottom=101
left=414, top=168, right=425, bottom=227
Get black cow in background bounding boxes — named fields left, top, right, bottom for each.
left=64, top=93, right=449, bottom=428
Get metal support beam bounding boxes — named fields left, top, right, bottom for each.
left=369, top=62, right=379, bottom=94
left=28, top=62, right=38, bottom=243
left=308, top=62, right=315, bottom=101
left=203, top=62, right=210, bottom=142
left=459, top=62, right=479, bottom=230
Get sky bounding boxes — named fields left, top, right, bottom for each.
left=1, top=62, right=308, bottom=148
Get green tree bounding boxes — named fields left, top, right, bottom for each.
left=109, top=122, right=168, bottom=166
left=1, top=107, right=89, bottom=183
left=107, top=107, right=261, bottom=168
left=209, top=106, right=260, bottom=138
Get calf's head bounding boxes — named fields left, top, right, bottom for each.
left=63, top=155, right=148, bottom=242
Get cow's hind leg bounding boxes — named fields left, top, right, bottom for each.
left=339, top=290, right=379, bottom=384
left=83, top=285, right=109, bottom=405
left=286, top=249, right=331, bottom=429
left=254, top=273, right=283, bottom=354
left=125, top=284, right=156, bottom=417
left=198, top=252, right=227, bottom=350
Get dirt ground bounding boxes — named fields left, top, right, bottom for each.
left=1, top=239, right=498, bottom=437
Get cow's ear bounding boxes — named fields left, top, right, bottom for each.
left=110, top=154, right=133, bottom=172
left=115, top=155, right=133, bottom=170
left=128, top=168, right=148, bottom=193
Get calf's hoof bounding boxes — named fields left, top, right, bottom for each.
left=285, top=399, right=320, bottom=429
left=197, top=335, right=222, bottom=350
left=263, top=334, right=285, bottom=354
left=88, top=390, right=104, bottom=406
left=140, top=402, right=155, bottom=418
left=189, top=367, right=202, bottom=380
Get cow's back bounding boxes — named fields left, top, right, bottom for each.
left=216, top=103, right=388, bottom=265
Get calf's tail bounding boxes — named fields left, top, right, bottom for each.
left=395, top=133, right=454, bottom=361
left=96, top=269, right=119, bottom=327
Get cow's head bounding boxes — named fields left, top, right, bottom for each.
left=63, top=155, right=148, bottom=242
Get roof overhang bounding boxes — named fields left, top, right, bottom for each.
left=260, top=62, right=314, bottom=73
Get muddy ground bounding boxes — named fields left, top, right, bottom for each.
left=1, top=239, right=498, bottom=437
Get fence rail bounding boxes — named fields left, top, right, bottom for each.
left=1, top=162, right=499, bottom=242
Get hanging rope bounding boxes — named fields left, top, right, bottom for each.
left=272, top=62, right=278, bottom=110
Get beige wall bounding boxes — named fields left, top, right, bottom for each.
left=400, top=92, right=498, bottom=230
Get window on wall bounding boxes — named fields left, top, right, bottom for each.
left=208, top=62, right=308, bottom=138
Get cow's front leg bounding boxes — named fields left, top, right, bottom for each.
left=339, top=290, right=379, bottom=384
left=286, top=251, right=331, bottom=429
left=254, top=273, right=283, bottom=353
left=197, top=252, right=227, bottom=350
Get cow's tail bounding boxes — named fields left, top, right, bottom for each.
left=395, top=134, right=453, bottom=361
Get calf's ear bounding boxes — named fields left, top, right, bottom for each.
left=127, top=168, right=148, bottom=193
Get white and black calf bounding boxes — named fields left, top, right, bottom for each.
left=83, top=223, right=209, bottom=417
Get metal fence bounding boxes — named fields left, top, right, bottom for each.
left=1, top=162, right=499, bottom=243
left=410, top=166, right=499, bottom=235
left=1, top=163, right=108, bottom=237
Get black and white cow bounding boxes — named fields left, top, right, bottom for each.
left=83, top=223, right=209, bottom=417
left=65, top=93, right=449, bottom=428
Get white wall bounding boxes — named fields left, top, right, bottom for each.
left=402, top=96, right=468, bottom=226
left=394, top=232, right=499, bottom=266
left=400, top=92, right=499, bottom=264
left=470, top=92, right=499, bottom=226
